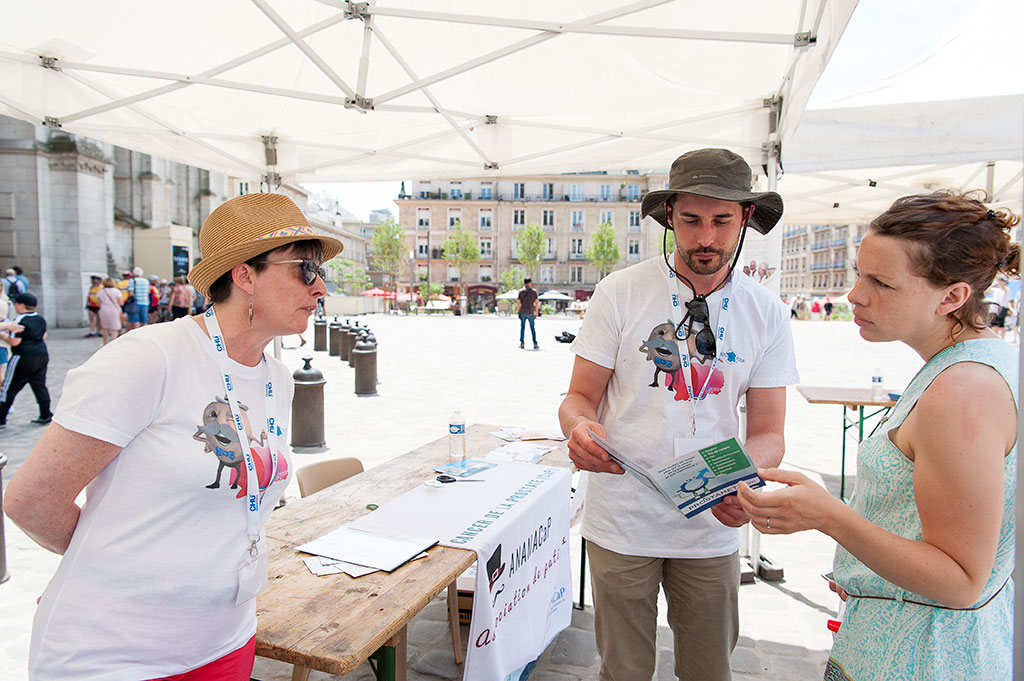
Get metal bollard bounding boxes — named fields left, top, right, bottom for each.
left=352, top=332, right=378, bottom=396
left=339, top=318, right=352, bottom=362
left=0, top=453, right=9, bottom=584
left=346, top=321, right=361, bottom=367
left=313, top=315, right=327, bottom=352
left=291, top=357, right=326, bottom=447
left=328, top=316, right=342, bottom=357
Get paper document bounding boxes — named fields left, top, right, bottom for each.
left=303, top=552, right=429, bottom=578
left=297, top=526, right=437, bottom=572
left=588, top=430, right=763, bottom=518
left=485, top=441, right=556, bottom=463
left=489, top=427, right=567, bottom=442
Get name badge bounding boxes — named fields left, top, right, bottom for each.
left=236, top=539, right=269, bottom=606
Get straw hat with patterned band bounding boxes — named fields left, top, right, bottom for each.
left=641, top=148, right=784, bottom=236
left=188, top=193, right=343, bottom=297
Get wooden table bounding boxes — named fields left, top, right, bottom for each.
left=255, top=424, right=570, bottom=681
left=796, top=386, right=896, bottom=500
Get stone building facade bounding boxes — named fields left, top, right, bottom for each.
left=0, top=114, right=369, bottom=326
left=395, top=172, right=667, bottom=299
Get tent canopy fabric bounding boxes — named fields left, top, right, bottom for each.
left=539, top=290, right=573, bottom=301
left=0, top=0, right=855, bottom=183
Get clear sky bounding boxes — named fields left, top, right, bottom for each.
left=304, top=0, right=982, bottom=221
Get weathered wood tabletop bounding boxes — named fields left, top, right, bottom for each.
left=255, top=423, right=571, bottom=677
left=796, top=385, right=896, bottom=409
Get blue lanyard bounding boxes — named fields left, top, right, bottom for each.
left=666, top=269, right=732, bottom=435
left=203, top=306, right=281, bottom=554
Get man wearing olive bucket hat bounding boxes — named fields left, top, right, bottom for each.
left=558, top=149, right=798, bottom=681
left=6, top=193, right=342, bottom=680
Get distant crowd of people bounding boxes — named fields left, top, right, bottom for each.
left=86, top=269, right=207, bottom=345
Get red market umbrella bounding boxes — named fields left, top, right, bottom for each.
left=360, top=287, right=389, bottom=297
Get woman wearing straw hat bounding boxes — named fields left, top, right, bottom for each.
left=5, top=193, right=341, bottom=681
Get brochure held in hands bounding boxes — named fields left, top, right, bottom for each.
left=587, top=430, right=764, bottom=518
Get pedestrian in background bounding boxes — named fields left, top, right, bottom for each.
left=517, top=277, right=539, bottom=350
left=86, top=275, right=103, bottom=337
left=126, top=266, right=150, bottom=330
left=737, top=191, right=1019, bottom=680
left=96, top=277, right=123, bottom=345
left=0, top=292, right=52, bottom=428
left=170, top=275, right=195, bottom=319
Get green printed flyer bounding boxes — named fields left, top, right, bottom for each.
left=588, top=432, right=764, bottom=518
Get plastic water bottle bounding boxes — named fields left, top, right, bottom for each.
left=448, top=410, right=467, bottom=461
left=871, top=368, right=885, bottom=401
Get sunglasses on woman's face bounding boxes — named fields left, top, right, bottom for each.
left=256, top=259, right=326, bottom=286
left=676, top=297, right=717, bottom=361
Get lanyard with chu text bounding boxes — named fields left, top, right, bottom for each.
left=204, top=306, right=281, bottom=557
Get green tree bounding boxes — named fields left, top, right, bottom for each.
left=369, top=217, right=407, bottom=295
left=324, top=258, right=371, bottom=295
left=585, top=221, right=621, bottom=279
left=442, top=222, right=479, bottom=285
left=499, top=267, right=525, bottom=293
left=515, top=222, right=546, bottom=280
left=418, top=281, right=445, bottom=302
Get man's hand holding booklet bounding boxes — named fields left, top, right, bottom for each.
left=587, top=429, right=764, bottom=518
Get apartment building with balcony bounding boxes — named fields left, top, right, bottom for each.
left=396, top=171, right=667, bottom=299
left=780, top=222, right=869, bottom=299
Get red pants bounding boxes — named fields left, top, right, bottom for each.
left=146, top=636, right=255, bottom=681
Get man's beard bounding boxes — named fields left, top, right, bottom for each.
left=679, top=242, right=738, bottom=275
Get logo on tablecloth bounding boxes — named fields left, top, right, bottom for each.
left=487, top=545, right=506, bottom=604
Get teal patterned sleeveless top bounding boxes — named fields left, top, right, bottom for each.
left=825, top=339, right=1017, bottom=681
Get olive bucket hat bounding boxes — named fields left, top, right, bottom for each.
left=641, top=148, right=784, bottom=235
left=188, top=193, right=343, bottom=297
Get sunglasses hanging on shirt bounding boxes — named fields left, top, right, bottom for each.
left=675, top=297, right=717, bottom=362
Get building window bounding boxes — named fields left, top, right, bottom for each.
left=542, top=210, right=555, bottom=229
left=479, top=238, right=492, bottom=258
left=572, top=210, right=584, bottom=231
left=570, top=266, right=583, bottom=283
left=600, top=184, right=611, bottom=201
left=627, top=184, right=640, bottom=201
left=546, top=237, right=555, bottom=259
left=480, top=183, right=493, bottom=200
left=417, top=207, right=431, bottom=229
left=236, top=181, right=250, bottom=196
left=571, top=184, right=583, bottom=201
left=600, top=210, right=613, bottom=225
left=629, top=211, right=641, bottom=229
left=448, top=265, right=461, bottom=282
left=479, top=264, right=493, bottom=282
left=628, top=238, right=641, bottom=260
left=418, top=182, right=431, bottom=199
left=449, top=182, right=462, bottom=200
left=542, top=183, right=554, bottom=200
left=417, top=237, right=428, bottom=258
left=541, top=265, right=555, bottom=284
left=513, top=209, right=525, bottom=227
left=570, top=237, right=584, bottom=260
left=513, top=182, right=525, bottom=200
left=448, top=208, right=461, bottom=228
left=479, top=208, right=493, bottom=230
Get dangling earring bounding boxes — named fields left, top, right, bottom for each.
left=248, top=294, right=254, bottom=327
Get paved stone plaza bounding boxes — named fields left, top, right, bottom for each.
left=1, top=312, right=935, bottom=680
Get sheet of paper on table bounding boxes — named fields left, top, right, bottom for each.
left=485, top=440, right=558, bottom=464
left=296, top=526, right=437, bottom=573
left=302, top=552, right=429, bottom=578
left=489, top=427, right=567, bottom=442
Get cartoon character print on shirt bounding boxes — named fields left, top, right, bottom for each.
left=638, top=319, right=726, bottom=400
left=193, top=396, right=288, bottom=498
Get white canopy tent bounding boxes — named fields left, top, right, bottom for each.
left=0, top=0, right=856, bottom=183
left=778, top=0, right=1023, bottom=223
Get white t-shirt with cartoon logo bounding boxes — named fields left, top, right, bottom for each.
left=31, top=316, right=292, bottom=680
left=571, top=256, right=798, bottom=558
